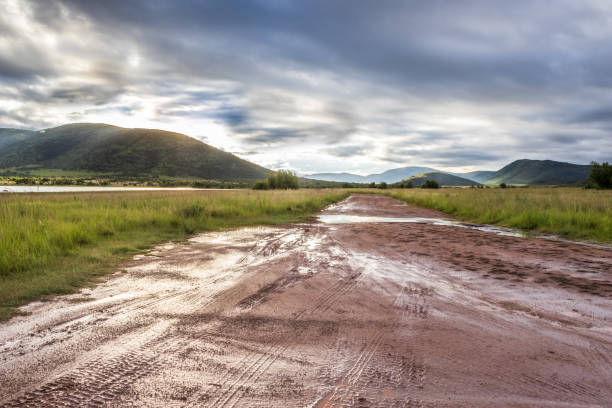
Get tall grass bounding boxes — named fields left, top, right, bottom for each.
left=384, top=187, right=612, bottom=242
left=0, top=189, right=349, bottom=320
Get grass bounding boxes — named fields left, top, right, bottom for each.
left=380, top=187, right=612, bottom=243
left=2, top=186, right=610, bottom=321
left=0, top=189, right=349, bottom=321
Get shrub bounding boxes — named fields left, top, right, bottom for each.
left=369, top=182, right=376, bottom=188
left=421, top=180, right=440, bottom=188
left=377, top=182, right=388, bottom=189
left=253, top=170, right=299, bottom=190
left=589, top=161, right=612, bottom=189
left=252, top=181, right=269, bottom=190
left=396, top=180, right=413, bottom=188
left=500, top=183, right=507, bottom=188
left=421, top=180, right=440, bottom=189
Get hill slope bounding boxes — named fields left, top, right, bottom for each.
left=404, top=172, right=481, bottom=187
left=308, top=166, right=438, bottom=183
left=451, top=170, right=495, bottom=183
left=0, top=123, right=269, bottom=180
left=484, top=159, right=590, bottom=185
left=0, top=128, right=36, bottom=151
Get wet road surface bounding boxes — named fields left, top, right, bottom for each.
left=1, top=194, right=611, bottom=407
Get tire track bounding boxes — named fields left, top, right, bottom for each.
left=192, top=251, right=363, bottom=407
left=0, top=326, right=181, bottom=408
left=317, top=332, right=384, bottom=408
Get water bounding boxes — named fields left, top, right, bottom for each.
left=317, top=214, right=524, bottom=237
left=0, top=186, right=236, bottom=193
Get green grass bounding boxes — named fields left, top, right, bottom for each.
left=380, top=187, right=612, bottom=243
left=0, top=189, right=349, bottom=321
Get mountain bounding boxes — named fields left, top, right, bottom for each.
left=0, top=123, right=269, bottom=180
left=308, top=166, right=438, bottom=183
left=451, top=170, right=495, bottom=183
left=404, top=172, right=481, bottom=187
left=484, top=159, right=591, bottom=185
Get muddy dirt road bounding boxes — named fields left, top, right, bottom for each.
left=1, top=194, right=611, bottom=407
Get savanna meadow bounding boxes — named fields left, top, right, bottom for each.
left=0, top=189, right=349, bottom=320
left=1, top=186, right=610, bottom=321
left=2, top=1, right=612, bottom=407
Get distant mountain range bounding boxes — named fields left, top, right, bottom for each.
left=0, top=123, right=269, bottom=180
left=308, top=166, right=438, bottom=183
left=309, top=159, right=592, bottom=186
left=0, top=123, right=596, bottom=185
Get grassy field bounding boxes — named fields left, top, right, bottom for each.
left=383, top=187, right=612, bottom=242
left=0, top=189, right=349, bottom=321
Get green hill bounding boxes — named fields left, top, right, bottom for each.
left=0, top=123, right=269, bottom=180
left=484, top=159, right=591, bottom=185
left=451, top=170, right=495, bottom=183
left=402, top=172, right=481, bottom=187
left=0, top=128, right=36, bottom=151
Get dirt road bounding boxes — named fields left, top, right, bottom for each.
left=1, top=194, right=611, bottom=407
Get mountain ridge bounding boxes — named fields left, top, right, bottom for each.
left=402, top=172, right=481, bottom=187
left=0, top=123, right=269, bottom=180
left=484, top=159, right=591, bottom=185
left=308, top=166, right=438, bottom=183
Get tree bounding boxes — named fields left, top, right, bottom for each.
left=421, top=180, right=440, bottom=189
left=589, top=161, right=612, bottom=189
left=253, top=170, right=299, bottom=190
left=252, top=181, right=268, bottom=190
left=377, top=182, right=388, bottom=189
left=499, top=183, right=507, bottom=188
left=368, top=182, right=376, bottom=188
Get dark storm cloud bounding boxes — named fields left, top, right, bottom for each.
left=1, top=0, right=611, bottom=170
left=52, top=0, right=599, bottom=99
left=547, top=133, right=581, bottom=145
left=569, top=107, right=612, bottom=124
left=50, top=84, right=124, bottom=105
left=325, top=145, right=371, bottom=158
left=382, top=146, right=504, bottom=165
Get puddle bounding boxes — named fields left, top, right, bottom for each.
left=317, top=214, right=524, bottom=237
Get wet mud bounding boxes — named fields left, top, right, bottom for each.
left=1, top=194, right=611, bottom=407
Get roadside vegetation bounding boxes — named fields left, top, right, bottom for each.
left=0, top=174, right=253, bottom=189
left=589, top=161, right=612, bottom=189
left=253, top=170, right=299, bottom=190
left=0, top=189, right=349, bottom=321
left=383, top=187, right=612, bottom=243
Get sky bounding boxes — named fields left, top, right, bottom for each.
left=0, top=0, right=611, bottom=175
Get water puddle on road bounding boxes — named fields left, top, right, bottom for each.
left=317, top=214, right=524, bottom=237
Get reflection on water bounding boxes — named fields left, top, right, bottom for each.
left=317, top=214, right=524, bottom=237
left=0, top=186, right=236, bottom=193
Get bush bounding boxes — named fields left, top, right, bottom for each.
left=589, top=161, right=612, bottom=189
left=421, top=180, right=440, bottom=189
left=500, top=183, right=507, bottom=188
left=252, top=181, right=269, bottom=190
left=377, top=182, right=388, bottom=189
left=253, top=170, right=299, bottom=190
left=369, top=182, right=376, bottom=188
left=396, top=180, right=413, bottom=188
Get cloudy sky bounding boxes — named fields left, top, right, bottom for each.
left=1, top=0, right=611, bottom=174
